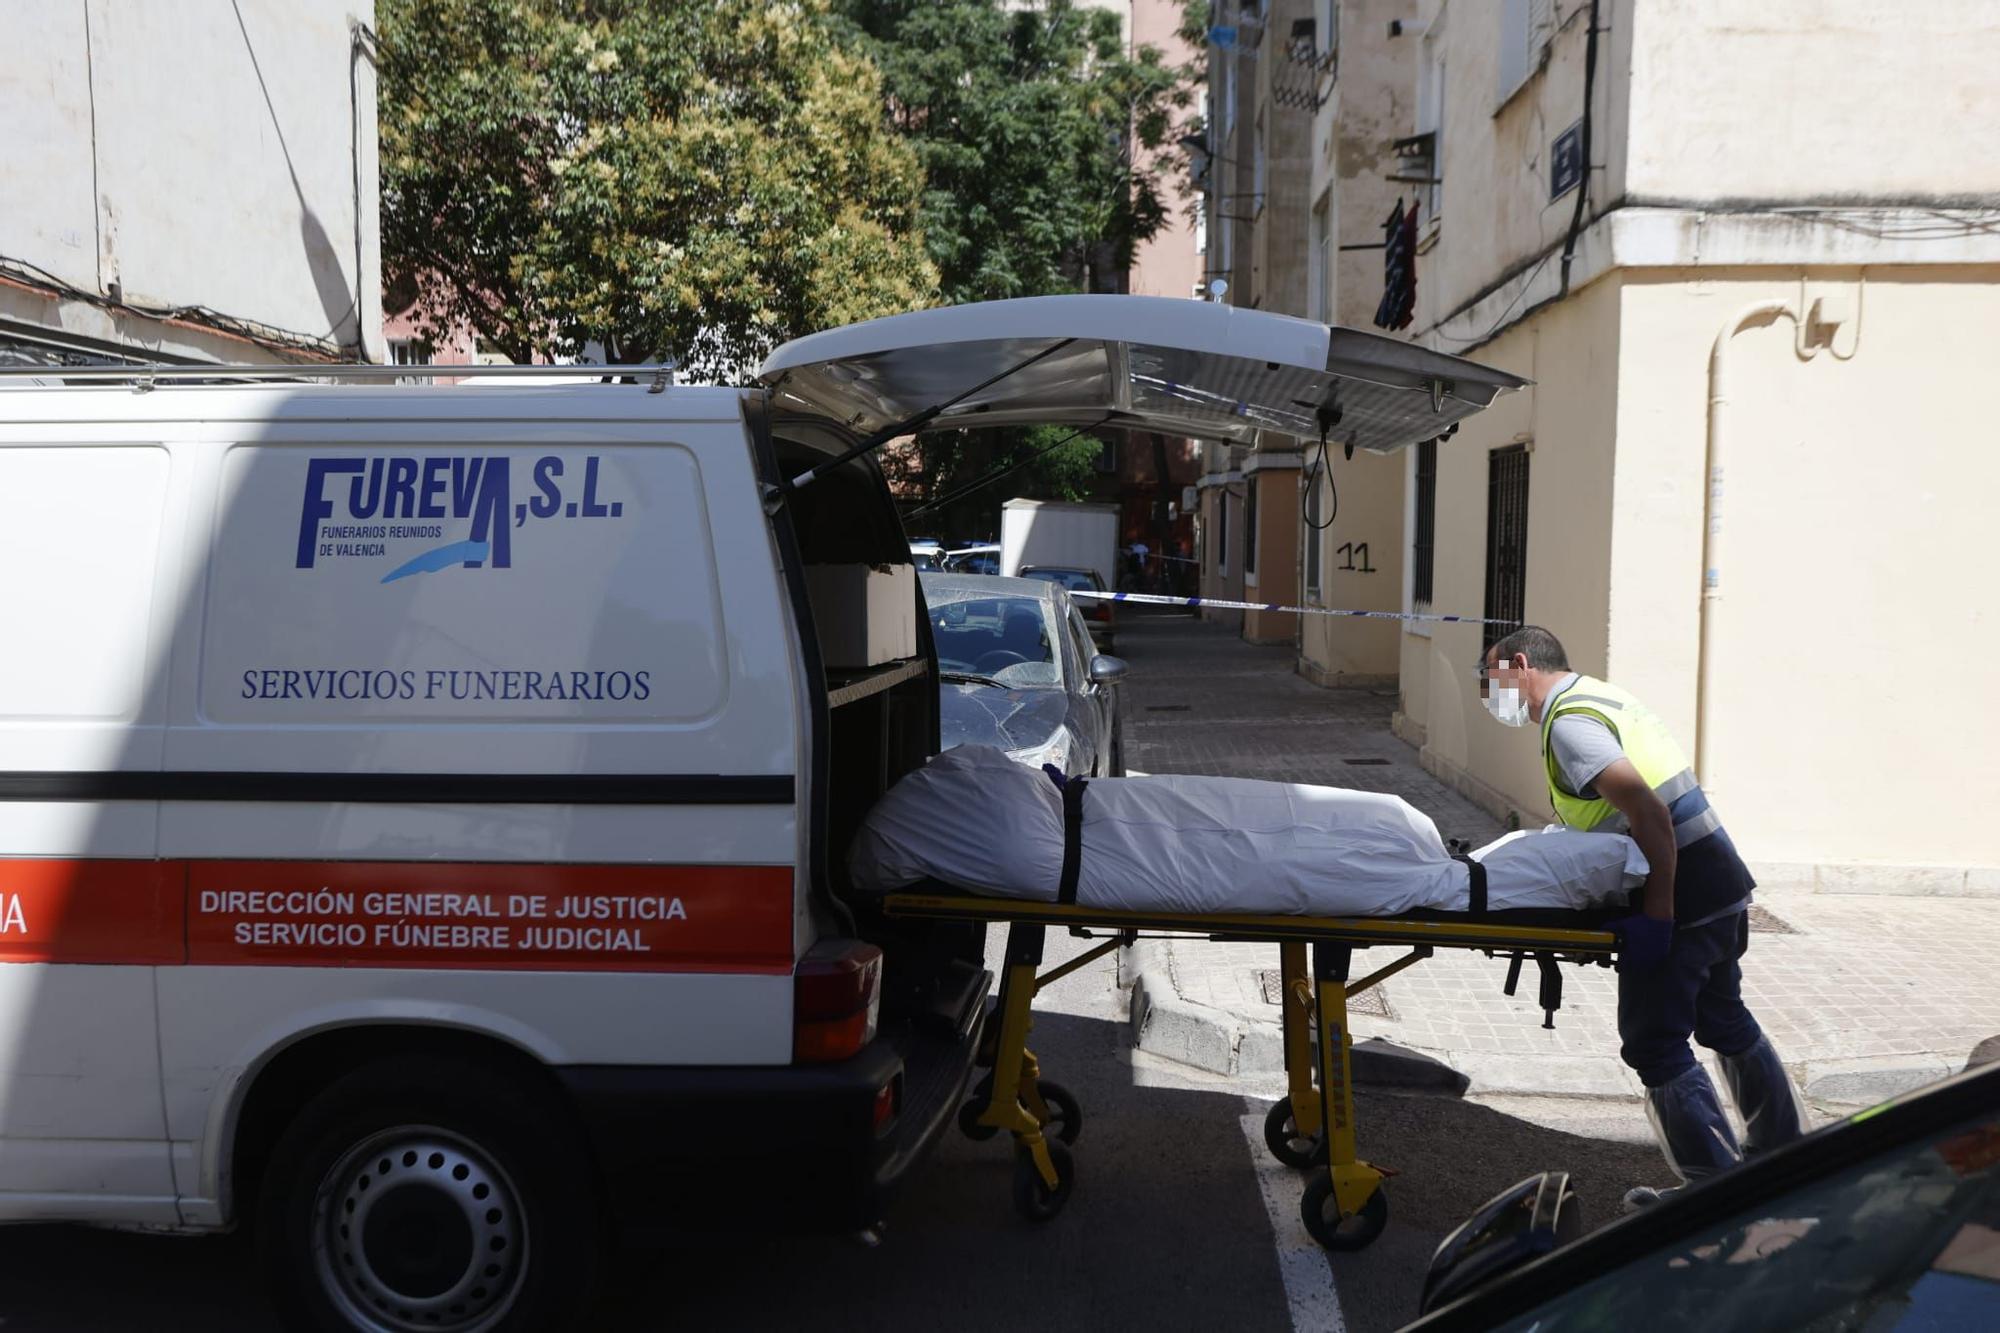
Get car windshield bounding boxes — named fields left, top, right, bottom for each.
left=1022, top=568, right=1101, bottom=593
left=923, top=588, right=1064, bottom=690
left=1491, top=1104, right=2000, bottom=1333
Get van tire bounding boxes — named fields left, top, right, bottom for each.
left=256, top=1055, right=599, bottom=1333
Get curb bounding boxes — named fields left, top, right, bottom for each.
left=1126, top=939, right=1468, bottom=1094
left=1126, top=940, right=1971, bottom=1106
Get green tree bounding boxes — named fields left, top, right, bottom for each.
left=836, top=0, right=1194, bottom=302
left=378, top=0, right=938, bottom=379
left=839, top=1, right=1197, bottom=535
left=886, top=424, right=1109, bottom=541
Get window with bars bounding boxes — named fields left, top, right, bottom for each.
left=1412, top=438, right=1438, bottom=606
left=1216, top=491, right=1229, bottom=575
left=1483, top=445, right=1530, bottom=650
left=1244, top=481, right=1259, bottom=578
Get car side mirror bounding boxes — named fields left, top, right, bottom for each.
left=1088, top=655, right=1128, bottom=686
left=1418, top=1171, right=1582, bottom=1316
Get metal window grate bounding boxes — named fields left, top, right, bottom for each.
left=1412, top=438, right=1437, bottom=605
left=1483, top=445, right=1530, bottom=650
left=1244, top=481, right=1259, bottom=577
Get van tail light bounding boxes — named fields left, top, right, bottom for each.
left=794, top=941, right=882, bottom=1064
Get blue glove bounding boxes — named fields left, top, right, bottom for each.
left=1609, top=913, right=1674, bottom=972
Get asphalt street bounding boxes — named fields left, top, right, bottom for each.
left=0, top=928, right=1665, bottom=1332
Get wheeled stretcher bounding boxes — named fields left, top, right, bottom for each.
left=881, top=887, right=1618, bottom=1250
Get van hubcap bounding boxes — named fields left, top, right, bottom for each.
left=314, top=1127, right=527, bottom=1332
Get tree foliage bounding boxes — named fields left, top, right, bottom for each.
left=837, top=1, right=1199, bottom=533
left=835, top=0, right=1194, bottom=303
left=882, top=424, right=1109, bottom=541
left=378, top=0, right=938, bottom=379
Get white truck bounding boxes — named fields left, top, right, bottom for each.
left=999, top=499, right=1120, bottom=588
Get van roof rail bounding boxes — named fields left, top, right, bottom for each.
left=0, top=363, right=678, bottom=389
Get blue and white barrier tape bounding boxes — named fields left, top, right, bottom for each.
left=1070, top=589, right=1517, bottom=626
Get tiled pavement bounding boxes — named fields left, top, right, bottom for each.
left=1116, top=612, right=2000, bottom=1106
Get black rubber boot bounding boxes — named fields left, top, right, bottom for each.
left=1622, top=1065, right=1743, bottom=1213
left=1720, top=1034, right=1808, bottom=1154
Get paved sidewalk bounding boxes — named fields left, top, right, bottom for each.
left=1116, top=613, right=2000, bottom=1109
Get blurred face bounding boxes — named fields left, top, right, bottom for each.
left=1479, top=649, right=1533, bottom=727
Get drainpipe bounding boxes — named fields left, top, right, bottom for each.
left=1695, top=301, right=1797, bottom=796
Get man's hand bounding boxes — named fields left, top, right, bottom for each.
left=1609, top=912, right=1673, bottom=972
left=1594, top=759, right=1677, bottom=922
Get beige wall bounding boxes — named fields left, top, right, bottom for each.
left=1299, top=450, right=1404, bottom=682
left=1411, top=0, right=2000, bottom=337
left=1243, top=460, right=1300, bottom=645
left=1401, top=265, right=2000, bottom=884
left=1608, top=267, right=2000, bottom=881
left=1399, top=274, right=1622, bottom=823
left=1197, top=442, right=1247, bottom=631
left=1625, top=0, right=2000, bottom=205
left=1408, top=0, right=1623, bottom=328
left=1248, top=0, right=1316, bottom=316
left=1300, top=0, right=1414, bottom=684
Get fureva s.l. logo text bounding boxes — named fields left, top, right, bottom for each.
left=295, top=454, right=625, bottom=583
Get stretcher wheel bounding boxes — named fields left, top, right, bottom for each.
left=1036, top=1079, right=1083, bottom=1146
left=1263, top=1097, right=1317, bottom=1170
left=957, top=1076, right=1083, bottom=1145
left=1300, top=1176, right=1389, bottom=1252
left=1011, top=1141, right=1075, bottom=1223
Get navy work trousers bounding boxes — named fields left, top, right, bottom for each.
left=1617, top=909, right=1764, bottom=1088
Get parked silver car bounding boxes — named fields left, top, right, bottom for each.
left=920, top=572, right=1127, bottom=777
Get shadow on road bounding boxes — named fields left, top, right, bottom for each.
left=0, top=1011, right=1663, bottom=1333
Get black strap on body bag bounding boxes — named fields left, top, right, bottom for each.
left=1057, top=778, right=1089, bottom=905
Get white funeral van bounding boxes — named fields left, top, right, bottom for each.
left=0, top=296, right=1518, bottom=1330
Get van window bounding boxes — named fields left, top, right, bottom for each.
left=200, top=443, right=727, bottom=725
left=0, top=446, right=168, bottom=720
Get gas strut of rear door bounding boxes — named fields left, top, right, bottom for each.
left=777, top=338, right=1079, bottom=494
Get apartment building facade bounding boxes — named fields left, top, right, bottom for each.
left=1193, top=0, right=1309, bottom=644
left=1, top=2, right=381, bottom=366
left=1363, top=0, right=2000, bottom=889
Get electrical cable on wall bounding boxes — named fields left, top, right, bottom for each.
left=0, top=254, right=348, bottom=361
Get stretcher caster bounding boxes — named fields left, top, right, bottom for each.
left=957, top=1076, right=1083, bottom=1145
left=1034, top=1079, right=1083, bottom=1145
left=1263, top=1096, right=1317, bottom=1170
left=1300, top=1176, right=1389, bottom=1251
left=1011, top=1140, right=1075, bottom=1222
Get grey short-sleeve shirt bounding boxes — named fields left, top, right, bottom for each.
left=1545, top=674, right=1627, bottom=801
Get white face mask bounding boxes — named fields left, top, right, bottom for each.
left=1482, top=684, right=1530, bottom=728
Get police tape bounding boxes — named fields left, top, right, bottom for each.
left=1069, top=589, right=1519, bottom=626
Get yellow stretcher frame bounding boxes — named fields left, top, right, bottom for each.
left=882, top=891, right=1618, bottom=1249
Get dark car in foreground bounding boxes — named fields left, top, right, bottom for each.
left=1019, top=564, right=1115, bottom=653
left=1408, top=1061, right=2000, bottom=1331
left=920, top=572, right=1127, bottom=777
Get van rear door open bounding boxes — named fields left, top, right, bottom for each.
left=758, top=293, right=1527, bottom=453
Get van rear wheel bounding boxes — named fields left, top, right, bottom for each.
left=258, top=1055, right=598, bottom=1333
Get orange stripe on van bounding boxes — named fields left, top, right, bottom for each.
left=0, top=860, right=795, bottom=973
left=0, top=859, right=182, bottom=965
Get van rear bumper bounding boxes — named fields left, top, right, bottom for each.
left=556, top=997, right=988, bottom=1233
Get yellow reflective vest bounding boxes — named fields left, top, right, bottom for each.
left=1538, top=675, right=1720, bottom=848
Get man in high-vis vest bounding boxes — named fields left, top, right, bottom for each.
left=1479, top=626, right=1808, bottom=1209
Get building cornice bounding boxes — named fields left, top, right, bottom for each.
left=1418, top=204, right=2000, bottom=355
